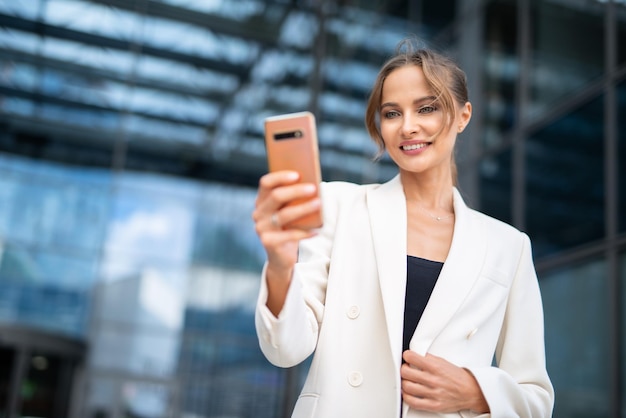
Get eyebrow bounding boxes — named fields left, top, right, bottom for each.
left=380, top=95, right=438, bottom=109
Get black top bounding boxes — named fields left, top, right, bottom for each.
left=403, top=255, right=443, bottom=353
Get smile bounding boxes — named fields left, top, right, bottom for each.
left=400, top=143, right=430, bottom=151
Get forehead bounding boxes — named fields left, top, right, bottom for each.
left=381, top=65, right=432, bottom=100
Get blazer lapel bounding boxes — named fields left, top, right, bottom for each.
left=410, top=188, right=487, bottom=354
left=366, top=175, right=407, bottom=368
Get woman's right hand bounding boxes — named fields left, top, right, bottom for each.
left=252, top=170, right=321, bottom=315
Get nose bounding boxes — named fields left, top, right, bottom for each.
left=401, top=113, right=419, bottom=136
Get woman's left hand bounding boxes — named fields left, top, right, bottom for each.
left=401, top=350, right=489, bottom=414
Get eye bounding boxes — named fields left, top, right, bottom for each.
left=418, top=105, right=438, bottom=114
left=382, top=110, right=401, bottom=119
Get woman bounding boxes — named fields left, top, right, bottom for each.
left=252, top=40, right=554, bottom=418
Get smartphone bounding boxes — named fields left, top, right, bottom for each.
left=264, top=111, right=323, bottom=230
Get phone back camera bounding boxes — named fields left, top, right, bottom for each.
left=274, top=130, right=303, bottom=141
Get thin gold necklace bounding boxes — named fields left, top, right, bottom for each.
left=417, top=205, right=455, bottom=221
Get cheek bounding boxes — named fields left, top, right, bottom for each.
left=379, top=119, right=396, bottom=138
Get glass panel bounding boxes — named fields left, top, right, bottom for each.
left=179, top=309, right=282, bottom=418
left=479, top=148, right=513, bottom=225
left=0, top=0, right=43, bottom=19
left=541, top=258, right=609, bottom=418
left=122, top=381, right=171, bottom=418
left=90, top=320, right=180, bottom=378
left=0, top=155, right=110, bottom=250
left=526, top=96, right=604, bottom=258
left=483, top=0, right=518, bottom=148
left=0, top=156, right=108, bottom=336
left=622, top=251, right=626, bottom=416
left=421, top=0, right=456, bottom=36
left=84, top=377, right=117, bottom=418
left=20, top=353, right=64, bottom=417
left=192, top=185, right=264, bottom=272
left=0, top=347, right=14, bottom=416
left=0, top=0, right=466, bottom=186
left=619, top=81, right=626, bottom=233
left=530, top=0, right=605, bottom=118
left=619, top=2, right=626, bottom=66
left=0, top=283, right=88, bottom=336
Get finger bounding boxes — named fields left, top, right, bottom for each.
left=400, top=362, right=433, bottom=388
left=273, top=197, right=321, bottom=229
left=403, top=351, right=444, bottom=372
left=403, top=350, right=428, bottom=368
left=256, top=171, right=300, bottom=202
left=401, top=378, right=439, bottom=409
left=253, top=182, right=318, bottom=224
left=401, top=373, right=432, bottom=394
left=402, top=390, right=442, bottom=412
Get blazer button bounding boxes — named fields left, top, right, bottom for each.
left=346, top=305, right=360, bottom=319
left=347, top=371, right=363, bottom=387
left=466, top=328, right=478, bottom=339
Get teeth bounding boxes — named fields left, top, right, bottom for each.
left=401, top=143, right=428, bottom=151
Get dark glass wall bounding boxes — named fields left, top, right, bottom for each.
left=479, top=149, right=513, bottom=225
left=483, top=0, right=517, bottom=149
left=541, top=258, right=610, bottom=418
left=617, top=81, right=626, bottom=232
left=477, top=1, right=626, bottom=417
left=529, top=0, right=605, bottom=120
left=613, top=2, right=626, bottom=66
left=526, top=96, right=605, bottom=258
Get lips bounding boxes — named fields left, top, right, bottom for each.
left=400, top=142, right=430, bottom=151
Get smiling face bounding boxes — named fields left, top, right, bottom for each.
left=379, top=64, right=471, bottom=181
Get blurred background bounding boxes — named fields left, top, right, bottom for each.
left=0, top=0, right=624, bottom=417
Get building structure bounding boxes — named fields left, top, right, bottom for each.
left=0, top=0, right=624, bottom=417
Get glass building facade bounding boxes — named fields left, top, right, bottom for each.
left=0, top=0, right=624, bottom=417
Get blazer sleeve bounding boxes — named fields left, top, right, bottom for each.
left=464, top=233, right=555, bottom=418
left=254, top=182, right=339, bottom=368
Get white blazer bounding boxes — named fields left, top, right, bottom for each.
left=255, top=175, right=554, bottom=418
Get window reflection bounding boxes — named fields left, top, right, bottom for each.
left=0, top=0, right=622, bottom=417
left=44, top=0, right=140, bottom=42
left=541, top=258, right=609, bottom=418
left=530, top=0, right=605, bottom=118
left=620, top=5, right=626, bottom=65
left=0, top=156, right=109, bottom=336
left=483, top=0, right=517, bottom=148
left=619, top=81, right=626, bottom=233
left=479, top=149, right=513, bottom=225
left=0, top=1, right=43, bottom=19
left=621, top=251, right=626, bottom=408
left=162, top=0, right=264, bottom=20
left=526, top=96, right=604, bottom=258
left=122, top=381, right=171, bottom=418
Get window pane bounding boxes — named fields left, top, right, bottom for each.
left=541, top=258, right=609, bottom=418
left=619, top=3, right=626, bottom=67
left=483, top=0, right=518, bottom=148
left=526, top=96, right=604, bottom=258
left=122, top=381, right=171, bottom=418
left=0, top=347, right=15, bottom=416
left=622, top=251, right=626, bottom=415
left=530, top=0, right=605, bottom=118
left=479, top=148, right=513, bottom=225
left=617, top=81, right=626, bottom=232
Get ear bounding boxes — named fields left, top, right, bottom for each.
left=457, top=102, right=472, bottom=133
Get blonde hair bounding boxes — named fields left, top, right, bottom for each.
left=364, top=39, right=470, bottom=182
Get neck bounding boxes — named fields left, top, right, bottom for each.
left=400, top=170, right=454, bottom=211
